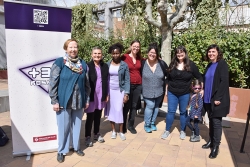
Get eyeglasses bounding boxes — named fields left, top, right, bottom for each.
left=193, top=87, right=201, bottom=90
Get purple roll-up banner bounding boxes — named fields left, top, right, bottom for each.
left=4, top=0, right=71, bottom=156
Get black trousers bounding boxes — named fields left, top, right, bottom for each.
left=123, top=84, right=142, bottom=132
left=85, top=109, right=102, bottom=137
left=204, top=103, right=222, bottom=146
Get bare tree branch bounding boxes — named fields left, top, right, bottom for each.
left=169, top=0, right=190, bottom=28
left=157, top=0, right=170, bottom=29
left=144, top=0, right=161, bottom=28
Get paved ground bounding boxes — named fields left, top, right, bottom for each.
left=0, top=80, right=250, bottom=167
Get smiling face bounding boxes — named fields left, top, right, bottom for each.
left=130, top=42, right=140, bottom=56
left=147, top=49, right=157, bottom=61
left=207, top=48, right=218, bottom=63
left=176, top=50, right=186, bottom=62
left=111, top=49, right=121, bottom=62
left=91, top=49, right=102, bottom=63
left=193, top=84, right=202, bottom=93
left=66, top=41, right=78, bottom=58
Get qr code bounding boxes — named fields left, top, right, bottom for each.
left=33, top=9, right=48, bottom=24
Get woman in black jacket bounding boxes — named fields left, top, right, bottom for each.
left=202, top=44, right=230, bottom=159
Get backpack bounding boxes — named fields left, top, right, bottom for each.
left=0, top=127, right=9, bottom=146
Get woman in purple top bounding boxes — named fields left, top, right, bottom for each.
left=84, top=47, right=109, bottom=147
left=202, top=44, right=230, bottom=159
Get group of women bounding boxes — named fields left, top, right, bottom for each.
left=49, top=39, right=230, bottom=163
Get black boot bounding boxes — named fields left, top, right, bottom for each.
left=202, top=139, right=213, bottom=149
left=209, top=145, right=219, bottom=159
left=128, top=120, right=137, bottom=134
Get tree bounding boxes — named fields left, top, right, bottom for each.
left=144, top=0, right=192, bottom=65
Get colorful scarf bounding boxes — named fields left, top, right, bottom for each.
left=63, top=54, right=83, bottom=74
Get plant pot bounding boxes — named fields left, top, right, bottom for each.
left=228, top=87, right=250, bottom=120
left=0, top=70, right=8, bottom=79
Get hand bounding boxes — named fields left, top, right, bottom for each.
left=214, top=101, right=221, bottom=105
left=105, top=95, right=109, bottom=103
left=199, top=89, right=204, bottom=98
left=194, top=115, right=198, bottom=118
left=123, top=94, right=129, bottom=103
left=85, top=103, right=89, bottom=109
left=53, top=103, right=60, bottom=112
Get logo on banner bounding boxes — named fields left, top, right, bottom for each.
left=33, top=9, right=48, bottom=24
left=19, top=59, right=55, bottom=93
left=33, top=135, right=57, bottom=142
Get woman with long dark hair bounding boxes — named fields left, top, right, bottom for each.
left=161, top=46, right=203, bottom=140
left=121, top=39, right=142, bottom=134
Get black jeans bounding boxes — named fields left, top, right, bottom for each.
left=204, top=103, right=222, bottom=146
left=186, top=116, right=200, bottom=136
left=85, top=109, right=102, bottom=137
left=123, top=84, right=142, bottom=132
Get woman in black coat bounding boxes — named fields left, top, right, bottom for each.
left=202, top=44, right=230, bottom=159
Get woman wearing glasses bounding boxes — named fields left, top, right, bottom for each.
left=121, top=40, right=143, bottom=134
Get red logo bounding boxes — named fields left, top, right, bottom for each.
left=33, top=135, right=57, bottom=142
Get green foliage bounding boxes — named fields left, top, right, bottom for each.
left=122, top=0, right=161, bottom=57
left=172, top=28, right=250, bottom=88
left=71, top=1, right=249, bottom=88
left=71, top=4, right=97, bottom=40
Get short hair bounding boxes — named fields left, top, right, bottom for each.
left=205, top=44, right=223, bottom=62
left=63, top=39, right=78, bottom=50
left=147, top=42, right=160, bottom=59
left=108, top=43, right=124, bottom=54
left=91, top=46, right=102, bottom=53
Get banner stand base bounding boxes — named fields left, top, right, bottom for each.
left=13, top=148, right=57, bottom=157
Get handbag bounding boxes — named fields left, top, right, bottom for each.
left=0, top=127, right=9, bottom=146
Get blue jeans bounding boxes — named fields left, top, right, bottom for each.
left=166, top=91, right=190, bottom=131
left=144, top=95, right=163, bottom=125
left=186, top=116, right=200, bottom=135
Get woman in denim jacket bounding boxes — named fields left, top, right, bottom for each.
left=105, top=43, right=130, bottom=141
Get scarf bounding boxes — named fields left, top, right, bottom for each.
left=63, top=54, right=83, bottom=74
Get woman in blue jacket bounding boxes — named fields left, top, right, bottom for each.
left=49, top=39, right=90, bottom=163
left=105, top=43, right=130, bottom=141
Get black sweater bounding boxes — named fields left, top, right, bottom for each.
left=87, top=60, right=109, bottom=102
left=168, top=61, right=203, bottom=96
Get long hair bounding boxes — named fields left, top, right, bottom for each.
left=169, top=45, right=191, bottom=72
left=147, top=42, right=160, bottom=59
left=192, top=79, right=202, bottom=109
left=125, top=39, right=142, bottom=60
left=205, top=44, right=223, bottom=62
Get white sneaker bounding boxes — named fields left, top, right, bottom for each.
left=161, top=131, right=170, bottom=140
left=180, top=131, right=186, bottom=140
left=111, top=131, right=116, bottom=139
left=119, top=133, right=126, bottom=141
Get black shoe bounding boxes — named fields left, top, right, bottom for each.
left=202, top=140, right=213, bottom=149
left=209, top=146, right=219, bottom=159
left=57, top=153, right=64, bottom=163
left=75, top=150, right=85, bottom=156
left=128, top=127, right=137, bottom=134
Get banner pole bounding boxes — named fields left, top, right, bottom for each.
left=240, top=104, right=250, bottom=153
